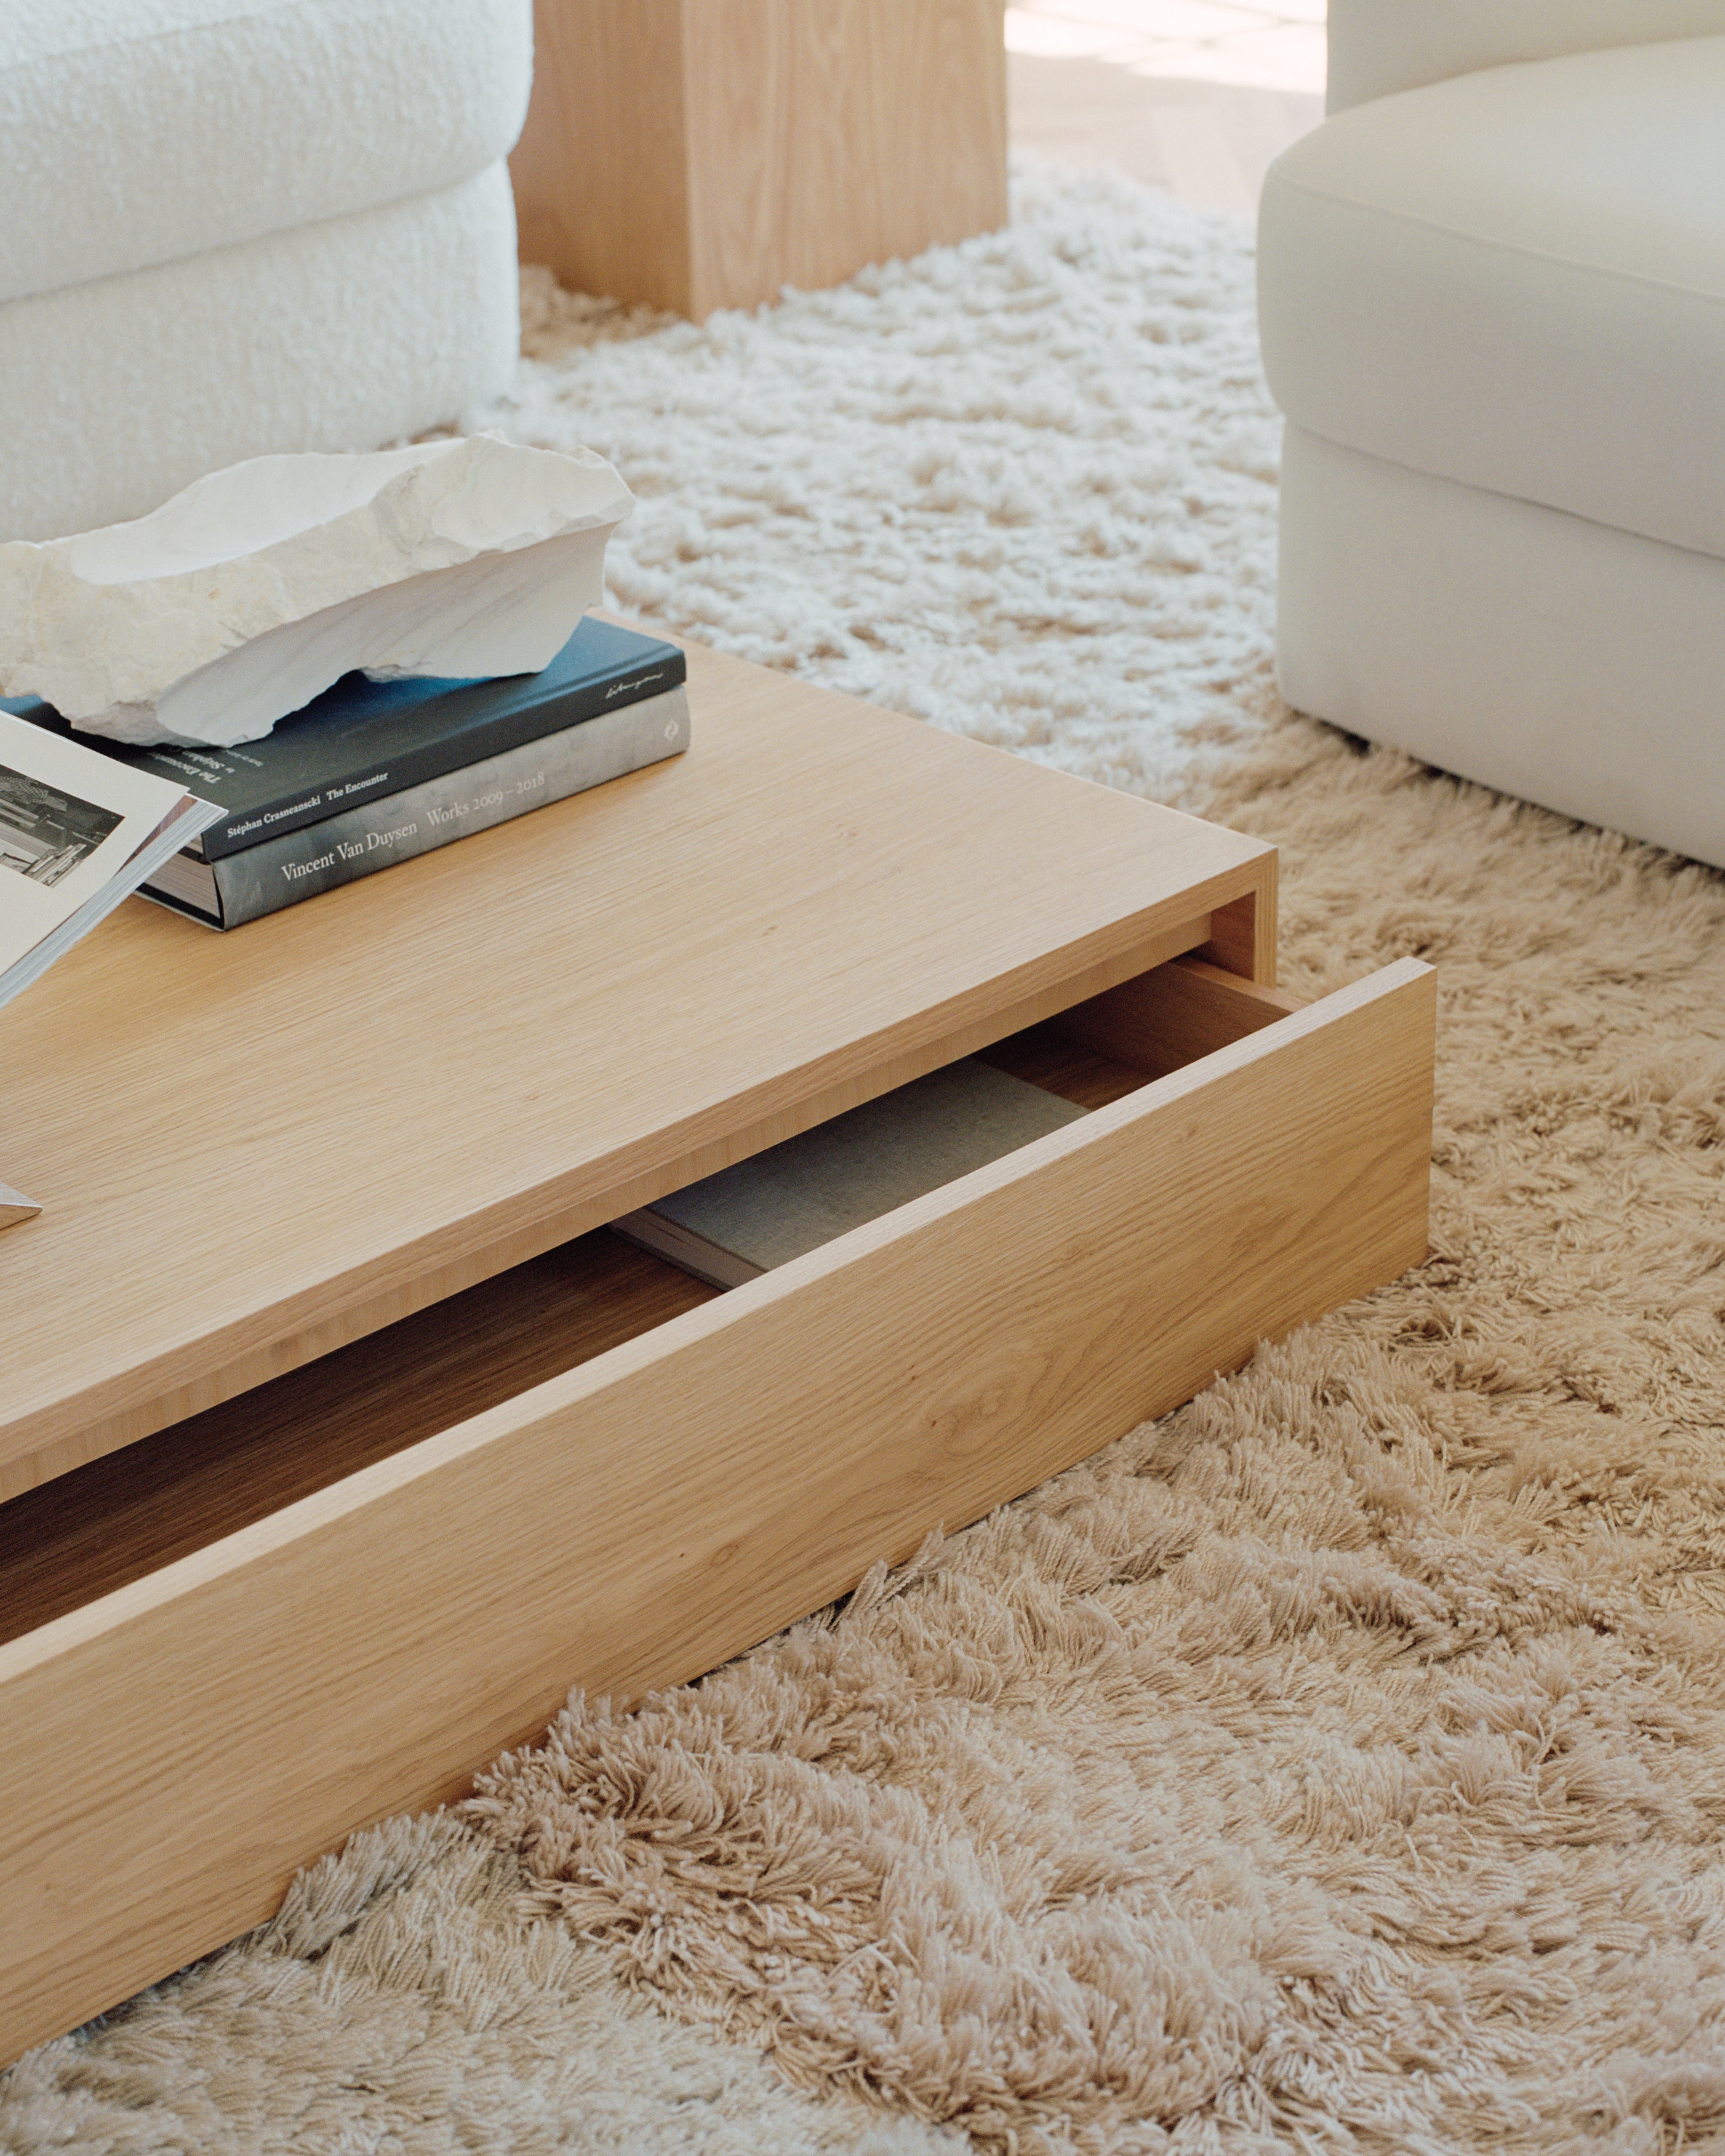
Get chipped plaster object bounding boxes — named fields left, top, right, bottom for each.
left=0, top=436, right=637, bottom=747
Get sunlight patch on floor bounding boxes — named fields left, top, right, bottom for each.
left=1006, top=0, right=1326, bottom=97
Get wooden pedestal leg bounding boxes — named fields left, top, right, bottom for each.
left=510, top=0, right=1009, bottom=318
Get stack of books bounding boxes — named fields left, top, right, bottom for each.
left=0, top=618, right=687, bottom=929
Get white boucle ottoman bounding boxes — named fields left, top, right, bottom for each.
left=0, top=0, right=532, bottom=541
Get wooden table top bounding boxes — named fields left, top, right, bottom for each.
left=0, top=637, right=1271, bottom=1498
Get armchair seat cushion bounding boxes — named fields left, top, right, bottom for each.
left=0, top=0, right=531, bottom=307
left=1258, top=35, right=1725, bottom=561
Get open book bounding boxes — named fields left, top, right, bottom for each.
left=0, top=707, right=222, bottom=1014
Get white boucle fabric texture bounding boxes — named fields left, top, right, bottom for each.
left=0, top=0, right=532, bottom=304
left=486, top=164, right=1279, bottom=805
left=0, top=166, right=520, bottom=543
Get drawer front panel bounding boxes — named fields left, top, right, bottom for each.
left=0, top=959, right=1434, bottom=2062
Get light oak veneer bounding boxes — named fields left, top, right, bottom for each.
left=0, top=640, right=1432, bottom=2063
left=0, top=639, right=1271, bottom=1499
left=0, top=955, right=1433, bottom=2062
left=511, top=0, right=1009, bottom=317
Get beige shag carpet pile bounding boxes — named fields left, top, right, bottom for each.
left=474, top=730, right=1725, bottom=2154
left=5, top=161, right=1725, bottom=2155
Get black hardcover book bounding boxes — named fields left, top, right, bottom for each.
left=145, top=686, right=689, bottom=930
left=0, top=617, right=685, bottom=862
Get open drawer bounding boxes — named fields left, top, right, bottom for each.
left=0, top=952, right=1434, bottom=2062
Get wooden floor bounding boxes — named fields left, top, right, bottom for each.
left=1006, top=0, right=1325, bottom=219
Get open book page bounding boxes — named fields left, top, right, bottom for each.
left=0, top=710, right=221, bottom=1006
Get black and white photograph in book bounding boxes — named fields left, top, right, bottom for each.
left=0, top=765, right=122, bottom=886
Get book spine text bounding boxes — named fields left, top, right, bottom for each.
left=197, top=656, right=686, bottom=859
left=180, top=689, right=688, bottom=927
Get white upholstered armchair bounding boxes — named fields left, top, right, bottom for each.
left=1257, top=0, right=1725, bottom=868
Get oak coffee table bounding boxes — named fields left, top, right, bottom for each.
left=0, top=636, right=1434, bottom=2061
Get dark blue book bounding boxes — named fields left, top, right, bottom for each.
left=0, top=617, right=685, bottom=862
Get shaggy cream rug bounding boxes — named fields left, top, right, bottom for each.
left=6, top=161, right=1725, bottom=2155
left=474, top=746, right=1725, bottom=2155
left=501, top=159, right=1279, bottom=800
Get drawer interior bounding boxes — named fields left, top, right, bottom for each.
left=0, top=957, right=1299, bottom=1649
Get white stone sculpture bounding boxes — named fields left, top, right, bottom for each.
left=0, top=436, right=636, bottom=747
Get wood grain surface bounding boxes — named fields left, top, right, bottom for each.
left=511, top=0, right=693, bottom=311
left=0, top=955, right=1433, bottom=2064
left=1198, top=887, right=1277, bottom=987
left=511, top=0, right=1008, bottom=315
left=977, top=1022, right=1151, bottom=1110
left=0, top=1029, right=1144, bottom=1646
left=1006, top=50, right=1323, bottom=222
left=0, top=639, right=1271, bottom=1498
left=1060, top=953, right=1304, bottom=1078
left=0, top=1234, right=715, bottom=1644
